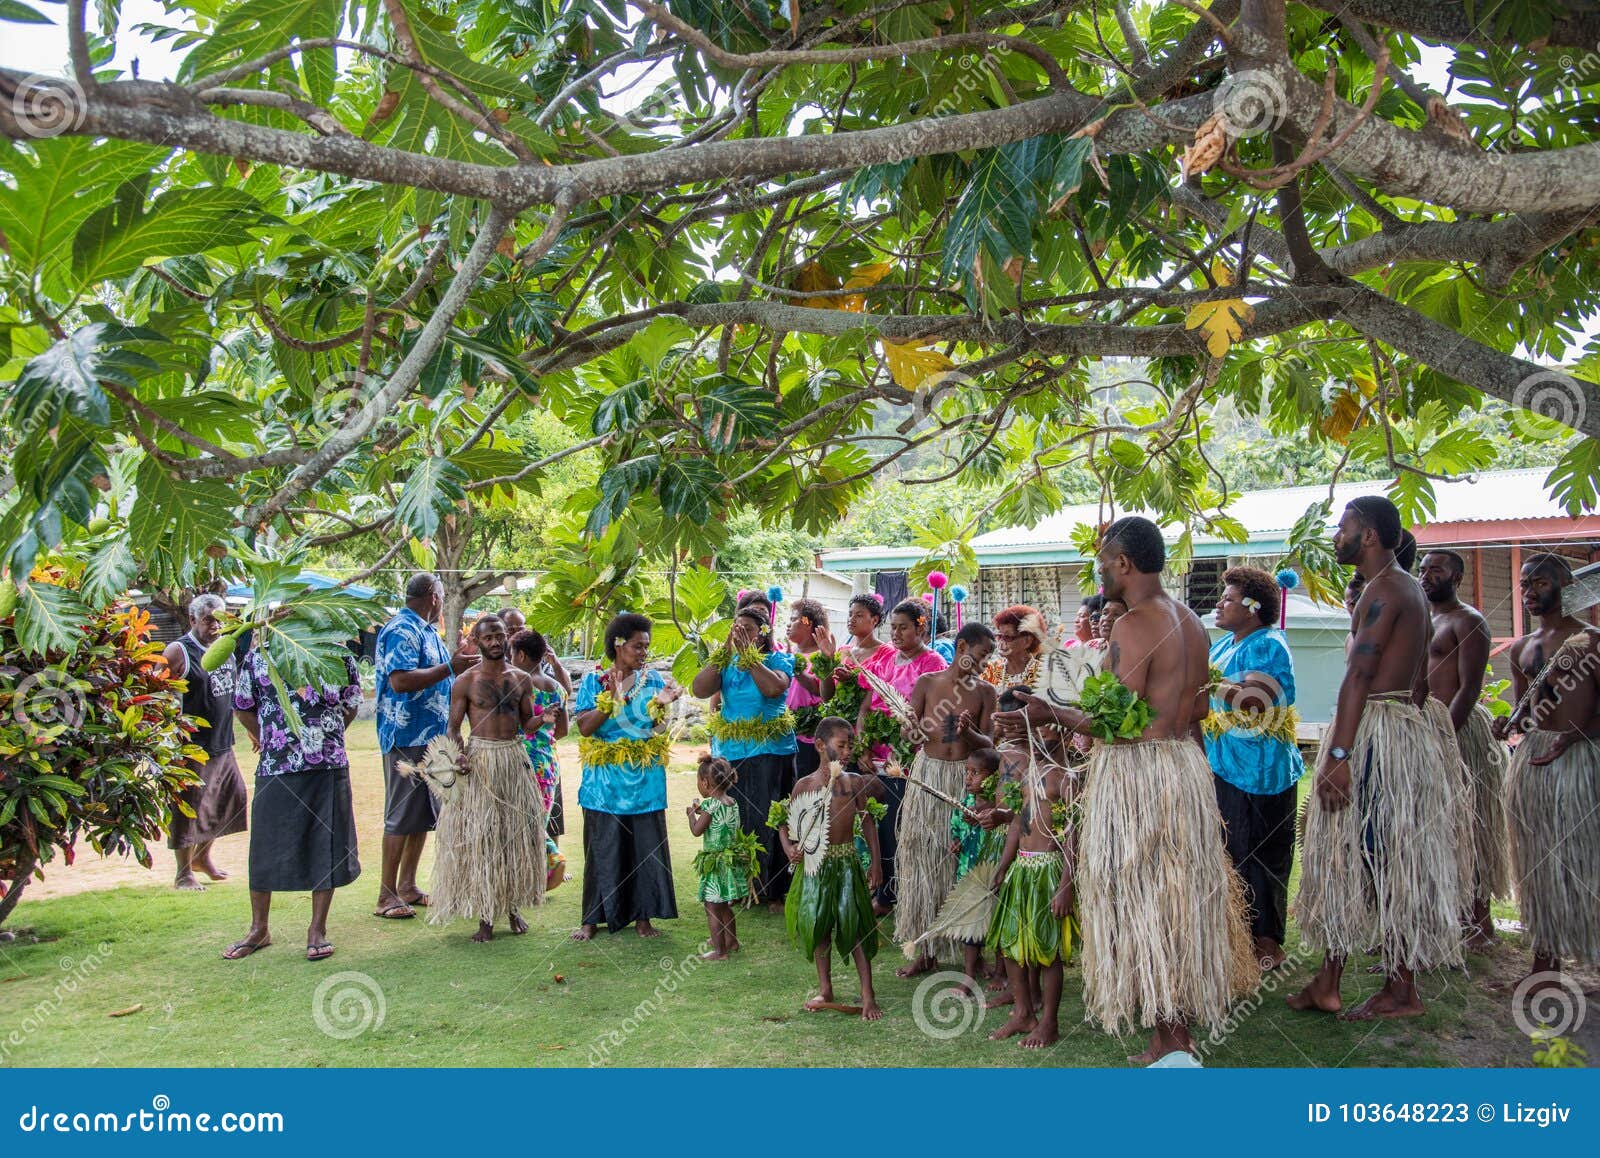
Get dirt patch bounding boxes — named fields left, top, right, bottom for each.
left=1433, top=940, right=1600, bottom=1067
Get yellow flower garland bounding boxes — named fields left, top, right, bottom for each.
left=578, top=731, right=672, bottom=768
left=1200, top=705, right=1301, bottom=746
left=593, top=690, right=617, bottom=717
left=707, top=709, right=796, bottom=745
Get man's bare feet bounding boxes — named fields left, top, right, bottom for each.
left=729, top=938, right=743, bottom=953
left=1020, top=1021, right=1059, bottom=1049
left=472, top=920, right=494, bottom=943
left=941, top=981, right=981, bottom=1002
left=194, top=857, right=229, bottom=881
left=1464, top=925, right=1497, bottom=953
left=989, top=1011, right=1036, bottom=1040
left=571, top=924, right=596, bottom=941
left=636, top=920, right=662, bottom=938
left=983, top=987, right=1015, bottom=1010
left=1341, top=988, right=1424, bottom=1020
left=222, top=935, right=270, bottom=959
left=700, top=948, right=729, bottom=961
left=174, top=872, right=205, bottom=891
left=509, top=910, right=528, bottom=935
left=1130, top=1023, right=1194, bottom=1064
left=1254, top=937, right=1286, bottom=972
left=400, top=889, right=430, bottom=907
left=896, top=954, right=938, bottom=980
left=803, top=990, right=835, bottom=1012
left=1287, top=971, right=1343, bottom=1013
left=861, top=1000, right=883, bottom=1021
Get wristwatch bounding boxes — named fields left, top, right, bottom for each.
left=1329, top=745, right=1351, bottom=762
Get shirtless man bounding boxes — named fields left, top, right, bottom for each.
left=895, top=623, right=1000, bottom=978
left=1000, top=516, right=1249, bottom=1063
left=1290, top=497, right=1454, bottom=1020
left=775, top=716, right=885, bottom=1020
left=438, top=615, right=546, bottom=942
left=1420, top=549, right=1505, bottom=950
left=1495, top=554, right=1600, bottom=994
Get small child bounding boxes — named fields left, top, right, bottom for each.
left=986, top=724, right=1076, bottom=1049
left=932, top=747, right=1006, bottom=998
left=772, top=716, right=885, bottom=1020
left=688, top=755, right=758, bottom=961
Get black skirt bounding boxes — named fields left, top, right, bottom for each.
left=1213, top=774, right=1298, bottom=945
left=874, top=774, right=906, bottom=908
left=248, top=767, right=361, bottom=893
left=728, top=751, right=792, bottom=904
left=580, top=809, right=678, bottom=932
left=548, top=773, right=566, bottom=838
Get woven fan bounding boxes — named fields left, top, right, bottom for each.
left=846, top=658, right=919, bottom=729
left=1036, top=644, right=1102, bottom=710
left=790, top=785, right=830, bottom=877
left=396, top=734, right=465, bottom=804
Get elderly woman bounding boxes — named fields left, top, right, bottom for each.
left=982, top=604, right=1046, bottom=690
left=224, top=649, right=362, bottom=961
left=1202, top=566, right=1304, bottom=971
left=692, top=603, right=794, bottom=909
left=573, top=612, right=682, bottom=940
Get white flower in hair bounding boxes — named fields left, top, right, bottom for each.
left=1242, top=597, right=1261, bottom=612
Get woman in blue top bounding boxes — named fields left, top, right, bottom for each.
left=1202, top=567, right=1305, bottom=972
left=691, top=603, right=795, bottom=909
left=572, top=612, right=683, bottom=940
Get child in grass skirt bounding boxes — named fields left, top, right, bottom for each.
left=688, top=755, right=761, bottom=960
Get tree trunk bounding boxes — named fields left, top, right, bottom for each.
left=437, top=511, right=471, bottom=648
left=0, top=851, right=37, bottom=930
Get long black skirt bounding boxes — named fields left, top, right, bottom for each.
left=1213, top=774, right=1298, bottom=945
left=728, top=751, right=792, bottom=904
left=580, top=809, right=678, bottom=932
left=248, top=768, right=361, bottom=893
left=874, top=774, right=906, bottom=908
left=548, top=773, right=566, bottom=838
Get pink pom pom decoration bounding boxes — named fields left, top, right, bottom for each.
left=922, top=592, right=934, bottom=603
left=927, top=570, right=949, bottom=590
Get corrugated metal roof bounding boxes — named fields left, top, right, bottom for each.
left=969, top=467, right=1570, bottom=551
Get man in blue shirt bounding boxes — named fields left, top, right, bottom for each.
left=373, top=573, right=477, bottom=919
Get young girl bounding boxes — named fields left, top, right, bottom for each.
left=688, top=755, right=760, bottom=961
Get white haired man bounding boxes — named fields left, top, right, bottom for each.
left=162, top=592, right=249, bottom=890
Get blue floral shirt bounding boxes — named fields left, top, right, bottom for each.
left=233, top=652, right=362, bottom=777
left=711, top=650, right=797, bottom=761
left=576, top=668, right=669, bottom=815
left=374, top=607, right=452, bottom=753
left=1204, top=627, right=1305, bottom=796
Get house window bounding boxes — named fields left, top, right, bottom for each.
left=1187, top=559, right=1226, bottom=614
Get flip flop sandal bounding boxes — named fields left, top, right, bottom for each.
left=402, top=892, right=431, bottom=907
left=306, top=942, right=334, bottom=961
left=372, top=902, right=415, bottom=919
left=222, top=940, right=269, bottom=960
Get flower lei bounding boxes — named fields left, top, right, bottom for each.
left=577, top=731, right=671, bottom=768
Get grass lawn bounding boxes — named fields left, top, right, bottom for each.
left=0, top=722, right=1569, bottom=1067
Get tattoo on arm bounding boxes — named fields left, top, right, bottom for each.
left=1362, top=600, right=1385, bottom=627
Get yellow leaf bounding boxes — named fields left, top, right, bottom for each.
left=881, top=340, right=957, bottom=389
left=1209, top=258, right=1235, bottom=288
left=1184, top=296, right=1253, bottom=358
left=790, top=262, right=842, bottom=309
left=1320, top=388, right=1367, bottom=442
left=836, top=262, right=894, bottom=312
left=1352, top=371, right=1377, bottom=398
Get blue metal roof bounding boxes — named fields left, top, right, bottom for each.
left=224, top=572, right=381, bottom=601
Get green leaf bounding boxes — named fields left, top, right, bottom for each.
left=394, top=456, right=468, bottom=539
left=73, top=186, right=272, bottom=285
left=695, top=375, right=782, bottom=452
left=941, top=138, right=1045, bottom=295
left=586, top=454, right=660, bottom=536
left=180, top=0, right=342, bottom=103
left=1546, top=438, right=1600, bottom=515
left=12, top=323, right=160, bottom=431
left=128, top=456, right=236, bottom=581
left=658, top=457, right=722, bottom=522
left=592, top=378, right=656, bottom=436
left=13, top=578, right=89, bottom=656
left=79, top=535, right=136, bottom=606
left=673, top=565, right=727, bottom=621
left=0, top=0, right=54, bottom=23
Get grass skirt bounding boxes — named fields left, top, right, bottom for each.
left=1458, top=704, right=1511, bottom=902
left=429, top=737, right=547, bottom=925
left=1506, top=730, right=1600, bottom=963
left=893, top=751, right=968, bottom=959
left=985, top=852, right=1073, bottom=967
left=1080, top=739, right=1255, bottom=1034
left=1295, top=698, right=1463, bottom=971
left=1423, top=697, right=1478, bottom=908
left=785, top=844, right=879, bottom=962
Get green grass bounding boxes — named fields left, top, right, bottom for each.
left=0, top=724, right=1538, bottom=1067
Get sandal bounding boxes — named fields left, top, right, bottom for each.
left=306, top=942, right=334, bottom=961
left=373, top=901, right=415, bottom=919
left=222, top=939, right=270, bottom=960
left=400, top=891, right=430, bottom=907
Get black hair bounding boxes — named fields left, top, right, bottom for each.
left=1524, top=552, right=1575, bottom=584
left=955, top=622, right=996, bottom=649
left=813, top=715, right=853, bottom=748
left=1395, top=529, right=1418, bottom=573
left=405, top=572, right=440, bottom=601
left=697, top=754, right=738, bottom=792
left=603, top=612, right=652, bottom=661
left=1345, top=495, right=1402, bottom=551
left=1222, top=566, right=1280, bottom=627
left=1081, top=593, right=1105, bottom=612
left=998, top=688, right=1024, bottom=713
left=736, top=603, right=774, bottom=652
left=736, top=589, right=772, bottom=611
left=1102, top=516, right=1165, bottom=574
left=471, top=613, right=504, bottom=636
left=848, top=592, right=885, bottom=624
left=510, top=628, right=547, bottom=663
left=891, top=597, right=930, bottom=631
left=790, top=597, right=827, bottom=630
left=1422, top=549, right=1466, bottom=579
left=966, top=747, right=1001, bottom=774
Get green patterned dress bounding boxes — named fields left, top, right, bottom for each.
left=693, top=798, right=752, bottom=904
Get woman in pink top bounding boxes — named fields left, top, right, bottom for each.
left=857, top=598, right=946, bottom=912
left=784, top=597, right=829, bottom=789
